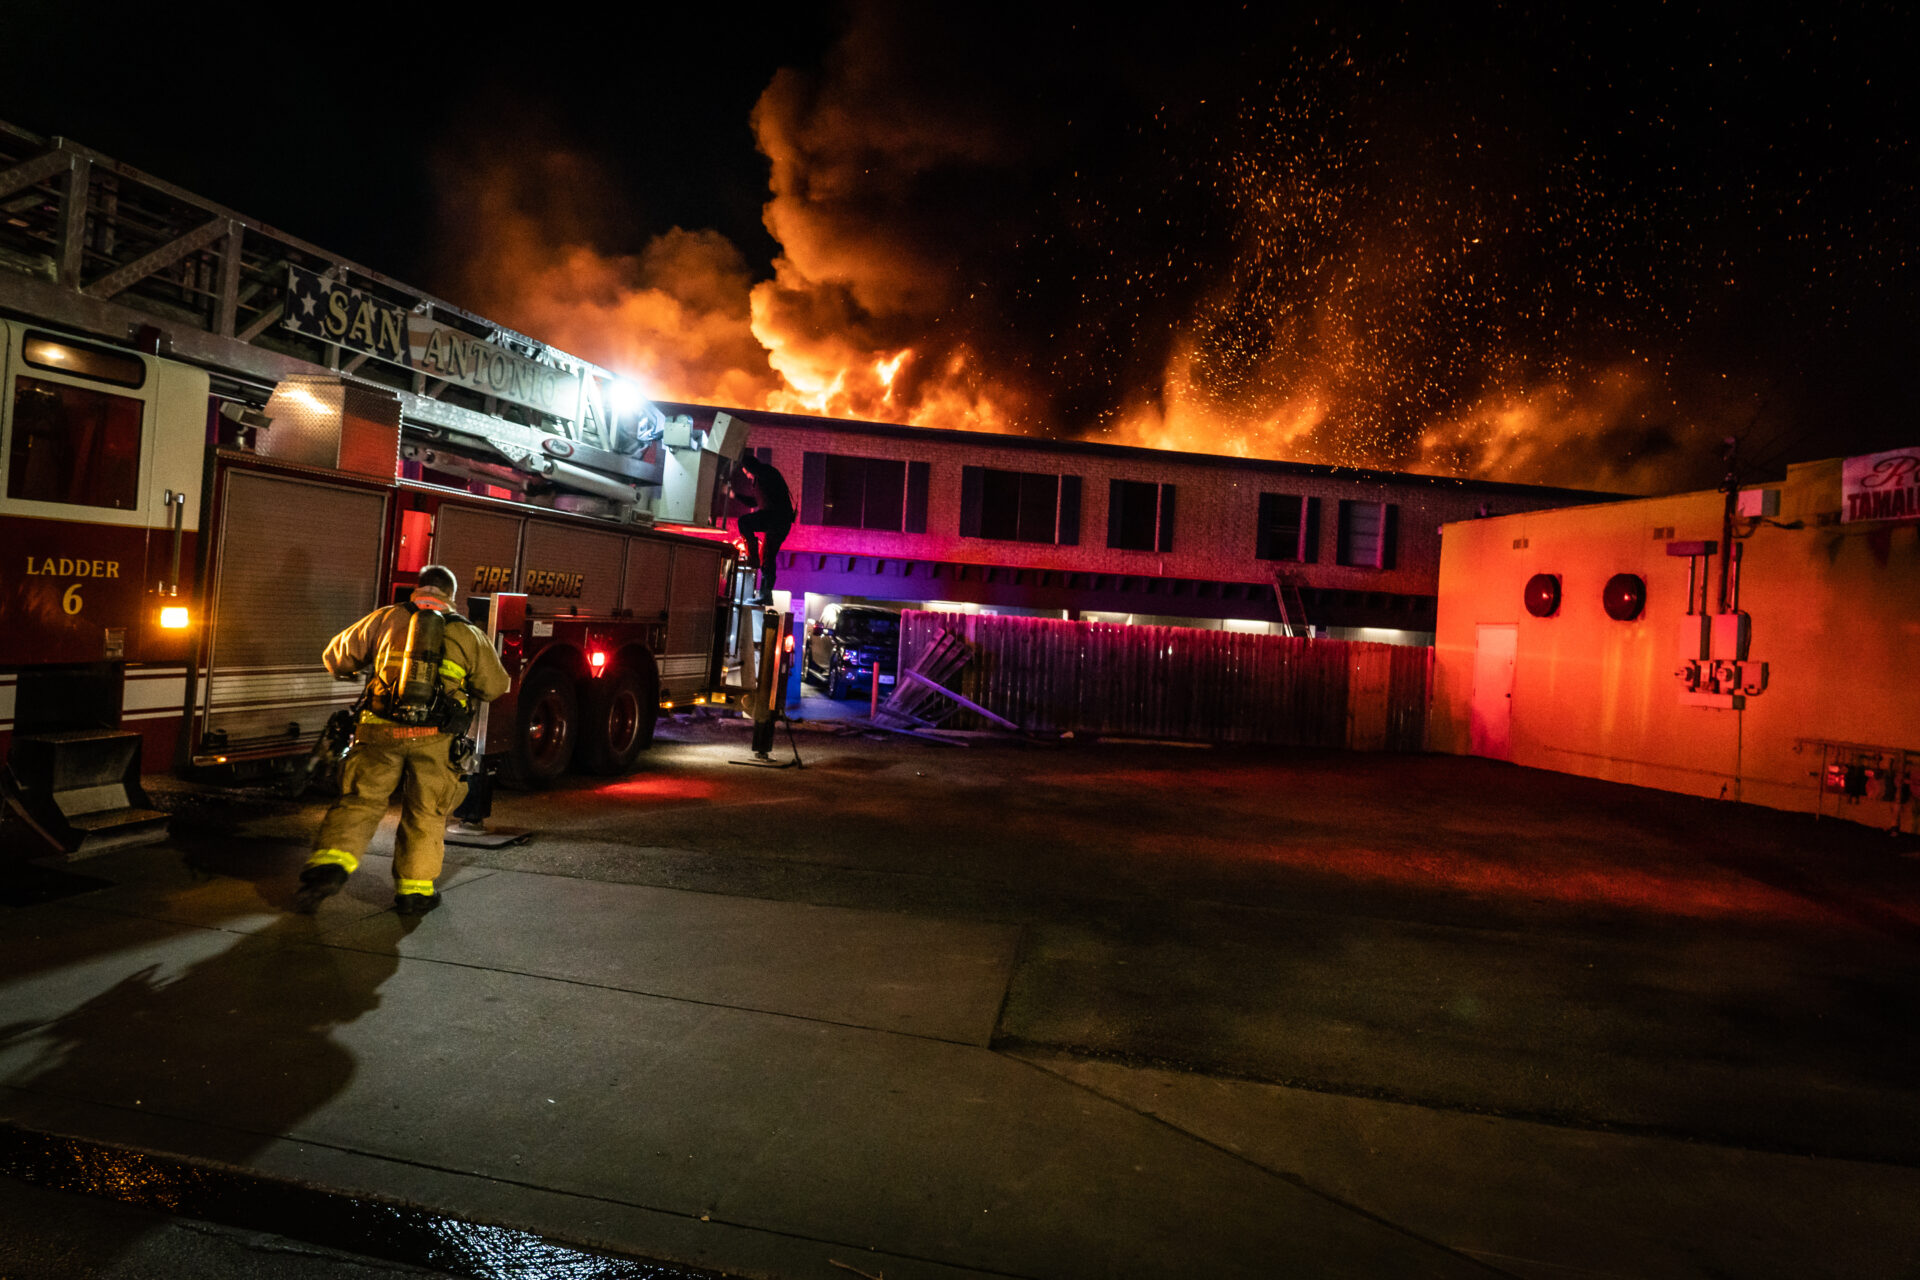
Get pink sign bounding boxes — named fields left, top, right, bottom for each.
left=1842, top=448, right=1920, bottom=524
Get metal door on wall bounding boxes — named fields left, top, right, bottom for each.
left=200, top=469, right=388, bottom=755
left=1470, top=624, right=1517, bottom=758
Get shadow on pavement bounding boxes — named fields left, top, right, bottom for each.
left=0, top=893, right=406, bottom=1271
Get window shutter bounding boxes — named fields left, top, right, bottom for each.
left=1302, top=497, right=1320, bottom=563
left=905, top=461, right=930, bottom=533
left=1057, top=474, right=1081, bottom=545
left=800, top=452, right=826, bottom=525
left=1156, top=483, right=1176, bottom=553
left=959, top=465, right=984, bottom=537
left=1256, top=493, right=1278, bottom=559
left=1106, top=478, right=1126, bottom=548
left=1337, top=499, right=1388, bottom=567
left=1379, top=503, right=1398, bottom=569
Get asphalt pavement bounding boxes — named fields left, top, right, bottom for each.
left=3, top=713, right=1918, bottom=1279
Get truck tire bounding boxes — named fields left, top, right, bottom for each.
left=825, top=658, right=847, bottom=701
left=500, top=665, right=577, bottom=789
left=579, top=668, right=656, bottom=776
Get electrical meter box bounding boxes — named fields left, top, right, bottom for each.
left=1710, top=611, right=1751, bottom=661
left=1676, top=615, right=1711, bottom=662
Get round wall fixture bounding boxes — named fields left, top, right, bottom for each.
left=1603, top=572, right=1646, bottom=621
left=1523, top=573, right=1561, bottom=618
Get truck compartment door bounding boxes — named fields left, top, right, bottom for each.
left=520, top=521, right=623, bottom=616
left=431, top=504, right=524, bottom=616
left=661, top=544, right=722, bottom=700
left=198, top=470, right=388, bottom=758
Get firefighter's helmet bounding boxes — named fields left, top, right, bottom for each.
left=417, top=564, right=457, bottom=599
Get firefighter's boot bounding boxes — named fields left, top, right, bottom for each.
left=394, top=879, right=441, bottom=916
left=293, top=863, right=349, bottom=913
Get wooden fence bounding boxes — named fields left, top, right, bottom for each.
left=897, top=611, right=1432, bottom=750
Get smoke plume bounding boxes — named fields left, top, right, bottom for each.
left=433, top=8, right=1911, bottom=494
left=431, top=141, right=780, bottom=409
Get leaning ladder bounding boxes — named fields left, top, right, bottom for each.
left=1270, top=570, right=1312, bottom=638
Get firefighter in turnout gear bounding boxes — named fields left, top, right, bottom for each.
left=296, top=565, right=510, bottom=915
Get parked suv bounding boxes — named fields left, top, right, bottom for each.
left=804, top=604, right=901, bottom=700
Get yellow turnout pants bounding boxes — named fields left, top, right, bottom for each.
left=310, top=731, right=466, bottom=889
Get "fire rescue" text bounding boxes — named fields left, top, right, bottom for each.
left=470, top=564, right=584, bottom=598
left=522, top=569, right=585, bottom=598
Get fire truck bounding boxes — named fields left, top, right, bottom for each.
left=0, top=121, right=750, bottom=855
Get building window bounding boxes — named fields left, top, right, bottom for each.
left=1107, top=479, right=1176, bottom=551
left=960, top=466, right=1080, bottom=544
left=1256, top=493, right=1319, bottom=562
left=801, top=452, right=929, bottom=532
left=7, top=376, right=144, bottom=510
left=1336, top=500, right=1398, bottom=568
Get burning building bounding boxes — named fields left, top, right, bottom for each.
left=683, top=404, right=1616, bottom=642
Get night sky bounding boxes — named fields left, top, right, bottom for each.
left=1, top=3, right=1911, bottom=493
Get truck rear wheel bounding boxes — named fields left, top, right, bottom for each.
left=500, top=665, right=577, bottom=789
left=579, top=668, right=657, bottom=776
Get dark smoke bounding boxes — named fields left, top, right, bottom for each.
left=439, top=5, right=1917, bottom=494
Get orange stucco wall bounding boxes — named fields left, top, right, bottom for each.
left=1431, top=458, right=1920, bottom=831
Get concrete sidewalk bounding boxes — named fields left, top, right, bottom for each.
left=1, top=835, right=1914, bottom=1280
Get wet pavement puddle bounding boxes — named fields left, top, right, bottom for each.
left=0, top=1122, right=722, bottom=1278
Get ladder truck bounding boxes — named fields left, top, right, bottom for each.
left=0, top=121, right=750, bottom=856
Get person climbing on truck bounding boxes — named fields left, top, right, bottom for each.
left=733, top=453, right=795, bottom=605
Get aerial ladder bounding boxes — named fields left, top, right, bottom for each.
left=0, top=119, right=741, bottom=526
left=0, top=120, right=746, bottom=856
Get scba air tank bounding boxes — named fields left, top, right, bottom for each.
left=390, top=608, right=447, bottom=724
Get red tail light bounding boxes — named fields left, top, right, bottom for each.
left=589, top=649, right=607, bottom=673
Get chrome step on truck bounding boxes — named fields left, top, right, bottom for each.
left=1, top=730, right=169, bottom=857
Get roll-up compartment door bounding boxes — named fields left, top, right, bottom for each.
left=521, top=520, right=623, bottom=616
left=622, top=537, right=672, bottom=619
left=433, top=504, right=524, bottom=614
left=202, top=470, right=387, bottom=753
left=662, top=544, right=721, bottom=696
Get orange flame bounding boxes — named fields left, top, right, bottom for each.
left=1104, top=339, right=1330, bottom=459
left=430, top=115, right=1705, bottom=494
left=430, top=145, right=780, bottom=408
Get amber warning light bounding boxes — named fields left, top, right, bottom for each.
left=159, top=606, right=190, bottom=629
